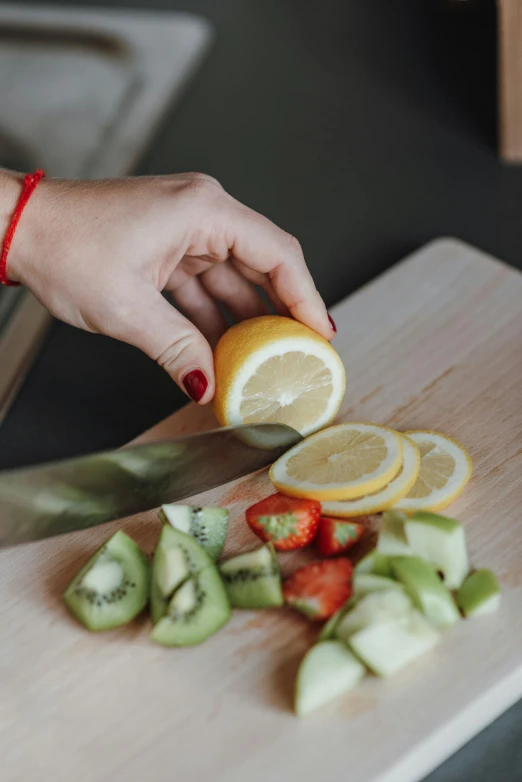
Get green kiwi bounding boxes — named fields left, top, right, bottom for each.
left=150, top=565, right=231, bottom=647
left=63, top=530, right=149, bottom=631
left=219, top=543, right=283, bottom=609
left=159, top=504, right=228, bottom=560
left=150, top=525, right=214, bottom=624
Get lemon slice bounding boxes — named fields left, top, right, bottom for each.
left=321, top=434, right=420, bottom=517
left=394, top=431, right=472, bottom=512
left=213, top=316, right=346, bottom=438
left=269, top=423, right=403, bottom=501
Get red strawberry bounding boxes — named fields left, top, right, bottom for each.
left=245, top=493, right=321, bottom=551
left=283, top=558, right=353, bottom=620
left=316, top=516, right=367, bottom=557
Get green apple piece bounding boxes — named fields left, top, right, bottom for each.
left=335, top=589, right=413, bottom=641
left=457, top=569, right=501, bottom=618
left=349, top=610, right=441, bottom=677
left=404, top=511, right=469, bottom=589
left=354, top=549, right=393, bottom=577
left=353, top=573, right=406, bottom=598
left=377, top=511, right=412, bottom=556
left=295, top=641, right=366, bottom=716
left=391, top=556, right=460, bottom=629
left=319, top=570, right=403, bottom=642
left=373, top=552, right=394, bottom=577
left=318, top=602, right=352, bottom=641
left=354, top=550, right=376, bottom=574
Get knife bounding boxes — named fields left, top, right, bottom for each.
left=0, top=423, right=302, bottom=547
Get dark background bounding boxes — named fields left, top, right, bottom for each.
left=2, top=0, right=517, bottom=471
left=1, top=2, right=521, bottom=778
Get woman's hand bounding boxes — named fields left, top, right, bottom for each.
left=3, top=171, right=334, bottom=403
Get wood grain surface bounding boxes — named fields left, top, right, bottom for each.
left=499, top=0, right=522, bottom=162
left=1, top=238, right=521, bottom=782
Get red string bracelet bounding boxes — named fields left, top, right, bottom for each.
left=0, top=169, right=46, bottom=286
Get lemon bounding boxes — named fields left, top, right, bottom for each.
left=269, top=422, right=403, bottom=502
left=394, top=431, right=472, bottom=512
left=213, top=316, right=345, bottom=437
left=321, top=434, right=420, bottom=517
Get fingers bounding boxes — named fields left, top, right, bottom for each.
left=200, top=261, right=269, bottom=322
left=230, top=259, right=290, bottom=317
left=124, top=288, right=215, bottom=404
left=222, top=199, right=334, bottom=340
left=169, top=274, right=228, bottom=347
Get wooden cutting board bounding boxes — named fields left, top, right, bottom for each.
left=1, top=238, right=521, bottom=782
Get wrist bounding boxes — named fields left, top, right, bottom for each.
left=0, top=169, right=46, bottom=284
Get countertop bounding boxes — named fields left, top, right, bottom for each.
left=1, top=1, right=520, bottom=779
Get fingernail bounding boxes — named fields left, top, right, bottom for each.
left=328, top=313, right=337, bottom=333
left=183, top=369, right=208, bottom=403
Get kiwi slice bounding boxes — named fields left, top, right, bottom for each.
left=63, top=530, right=149, bottom=631
left=159, top=504, right=228, bottom=560
left=150, top=565, right=231, bottom=647
left=295, top=641, right=366, bottom=716
left=219, top=543, right=283, bottom=609
left=150, top=525, right=214, bottom=624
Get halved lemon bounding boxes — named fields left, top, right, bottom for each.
left=321, top=434, right=420, bottom=517
left=213, top=316, right=345, bottom=437
left=394, top=430, right=472, bottom=512
left=269, top=423, right=403, bottom=501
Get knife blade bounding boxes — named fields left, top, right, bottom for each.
left=0, top=423, right=302, bottom=547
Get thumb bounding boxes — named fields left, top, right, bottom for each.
left=126, top=291, right=215, bottom=404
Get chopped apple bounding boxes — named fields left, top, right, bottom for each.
left=391, top=556, right=460, bottom=629
left=335, top=589, right=413, bottom=641
left=354, top=549, right=393, bottom=577
left=349, top=611, right=441, bottom=677
left=457, top=569, right=501, bottom=618
left=295, top=641, right=366, bottom=716
left=377, top=511, right=412, bottom=557
left=353, top=572, right=406, bottom=598
left=404, top=511, right=469, bottom=589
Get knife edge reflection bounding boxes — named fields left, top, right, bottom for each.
left=0, top=423, right=302, bottom=547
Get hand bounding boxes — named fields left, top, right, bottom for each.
left=3, top=171, right=334, bottom=403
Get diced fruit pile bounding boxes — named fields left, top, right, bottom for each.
left=64, top=503, right=284, bottom=646
left=295, top=509, right=501, bottom=715
left=63, top=422, right=500, bottom=719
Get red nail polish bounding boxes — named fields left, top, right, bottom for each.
left=183, top=369, right=208, bottom=403
left=328, top=313, right=337, bottom=333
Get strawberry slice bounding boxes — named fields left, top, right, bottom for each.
left=245, top=493, right=321, bottom=551
left=283, top=558, right=353, bottom=620
left=316, top=516, right=366, bottom=557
